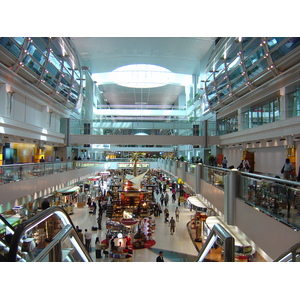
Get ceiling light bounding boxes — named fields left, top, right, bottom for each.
left=111, top=64, right=174, bottom=88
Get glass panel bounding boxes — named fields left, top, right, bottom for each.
left=228, top=65, right=242, bottom=81
left=244, top=47, right=264, bottom=69
left=23, top=55, right=43, bottom=75
left=74, top=69, right=81, bottom=84
left=252, top=106, right=262, bottom=127
left=242, top=38, right=262, bottom=60
left=46, top=62, right=60, bottom=79
left=215, top=70, right=226, bottom=86
left=217, top=85, right=230, bottom=99
left=238, top=174, right=300, bottom=231
left=227, top=56, right=241, bottom=72
left=217, top=114, right=238, bottom=135
left=271, top=37, right=300, bottom=62
left=206, top=85, right=216, bottom=100
left=57, top=84, right=69, bottom=97
left=12, top=37, right=25, bottom=46
left=27, top=43, right=46, bottom=65
left=287, top=88, right=300, bottom=117
left=0, top=37, right=21, bottom=57
left=274, top=99, right=280, bottom=121
left=49, top=52, right=61, bottom=71
left=31, top=38, right=48, bottom=56
left=49, top=41, right=63, bottom=64
left=241, top=37, right=252, bottom=48
left=225, top=43, right=239, bottom=61
left=262, top=102, right=270, bottom=124
left=44, top=71, right=57, bottom=88
left=231, top=74, right=246, bottom=90
left=267, top=37, right=286, bottom=50
left=247, top=58, right=268, bottom=80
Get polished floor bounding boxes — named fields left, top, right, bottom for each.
left=70, top=187, right=199, bottom=262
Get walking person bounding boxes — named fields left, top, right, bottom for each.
left=164, top=207, right=169, bottom=223
left=164, top=192, right=169, bottom=206
left=172, top=191, right=176, bottom=203
left=97, top=214, right=102, bottom=230
left=77, top=229, right=84, bottom=244
left=160, top=193, right=164, bottom=206
left=175, top=207, right=180, bottom=222
left=95, top=237, right=102, bottom=259
left=222, top=157, right=228, bottom=168
left=84, top=229, right=92, bottom=252
left=281, top=158, right=294, bottom=180
left=156, top=251, right=164, bottom=262
left=169, top=217, right=176, bottom=235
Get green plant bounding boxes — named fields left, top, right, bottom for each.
left=208, top=155, right=216, bottom=166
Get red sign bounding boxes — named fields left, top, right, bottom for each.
left=121, top=218, right=139, bottom=226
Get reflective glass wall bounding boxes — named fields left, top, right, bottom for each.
left=0, top=37, right=82, bottom=109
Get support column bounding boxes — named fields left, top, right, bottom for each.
left=194, top=163, right=202, bottom=194
left=224, top=170, right=237, bottom=225
left=203, top=120, right=208, bottom=148
left=181, top=161, right=188, bottom=182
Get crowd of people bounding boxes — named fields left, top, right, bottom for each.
left=72, top=172, right=187, bottom=262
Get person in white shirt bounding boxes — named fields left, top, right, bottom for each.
left=84, top=229, right=92, bottom=251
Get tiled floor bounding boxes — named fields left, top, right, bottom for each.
left=70, top=187, right=199, bottom=262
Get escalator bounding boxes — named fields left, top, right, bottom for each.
left=1, top=206, right=92, bottom=262
left=196, top=222, right=300, bottom=262
left=195, top=223, right=235, bottom=262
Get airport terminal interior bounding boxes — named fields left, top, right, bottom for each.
left=1, top=35, right=300, bottom=270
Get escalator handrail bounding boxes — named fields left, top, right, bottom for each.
left=273, top=241, right=300, bottom=262
left=0, top=213, right=15, bottom=234
left=32, top=224, right=92, bottom=262
left=7, top=206, right=81, bottom=262
left=196, top=223, right=235, bottom=262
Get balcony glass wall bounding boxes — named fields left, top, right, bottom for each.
left=241, top=97, right=280, bottom=129
left=0, top=37, right=82, bottom=108
left=204, top=37, right=300, bottom=111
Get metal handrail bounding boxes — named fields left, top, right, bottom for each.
left=196, top=223, right=235, bottom=262
left=273, top=241, right=300, bottom=262
left=7, top=206, right=92, bottom=262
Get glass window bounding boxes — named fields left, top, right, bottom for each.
left=46, top=62, right=60, bottom=79
left=242, top=38, right=262, bottom=60
left=241, top=37, right=252, bottom=49
left=74, top=69, right=81, bottom=84
left=244, top=47, right=264, bottom=69
left=12, top=37, right=25, bottom=46
left=49, top=52, right=61, bottom=71
left=231, top=74, right=246, bottom=90
left=267, top=37, right=286, bottom=50
left=23, top=55, right=42, bottom=75
left=242, top=98, right=280, bottom=129
left=227, top=56, right=241, bottom=72
left=207, top=86, right=216, bottom=100
left=228, top=65, right=242, bottom=81
left=27, top=43, right=46, bottom=65
left=217, top=85, right=230, bottom=99
left=262, top=102, right=270, bottom=124
left=44, top=72, right=57, bottom=88
left=247, top=58, right=268, bottom=80
left=32, top=38, right=48, bottom=55
left=217, top=114, right=238, bottom=135
left=287, top=88, right=300, bottom=117
left=271, top=37, right=300, bottom=62
left=0, top=37, right=21, bottom=57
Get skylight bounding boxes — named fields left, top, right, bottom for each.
left=110, top=64, right=174, bottom=88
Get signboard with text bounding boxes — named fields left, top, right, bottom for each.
left=118, top=163, right=150, bottom=168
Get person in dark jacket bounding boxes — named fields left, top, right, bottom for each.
left=156, top=251, right=164, bottom=262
